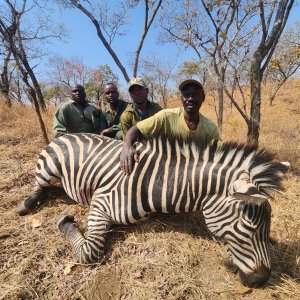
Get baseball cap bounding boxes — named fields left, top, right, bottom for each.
left=128, top=77, right=147, bottom=92
left=178, top=79, right=204, bottom=91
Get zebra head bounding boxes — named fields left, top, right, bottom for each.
left=204, top=148, right=289, bottom=288
left=228, top=174, right=272, bottom=288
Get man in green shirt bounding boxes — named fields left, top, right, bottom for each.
left=120, top=79, right=220, bottom=174
left=120, top=77, right=162, bottom=138
left=101, top=83, right=128, bottom=140
left=53, top=84, right=106, bottom=138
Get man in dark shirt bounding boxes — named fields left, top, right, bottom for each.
left=101, top=83, right=128, bottom=139
left=53, top=84, right=106, bottom=138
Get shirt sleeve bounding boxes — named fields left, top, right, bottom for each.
left=120, top=111, right=133, bottom=138
left=136, top=111, right=164, bottom=138
left=53, top=105, right=68, bottom=138
left=98, top=110, right=108, bottom=134
left=207, top=127, right=221, bottom=143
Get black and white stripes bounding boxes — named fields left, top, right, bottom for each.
left=28, top=133, right=288, bottom=287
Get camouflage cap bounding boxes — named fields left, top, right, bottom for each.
left=178, top=79, right=204, bottom=92
left=128, top=77, right=147, bottom=92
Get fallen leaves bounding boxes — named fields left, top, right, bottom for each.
left=31, top=218, right=42, bottom=228
left=235, top=287, right=252, bottom=295
left=63, top=262, right=76, bottom=275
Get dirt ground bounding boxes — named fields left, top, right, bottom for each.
left=0, top=81, right=299, bottom=299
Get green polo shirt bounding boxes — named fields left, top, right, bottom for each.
left=136, top=107, right=220, bottom=143
left=53, top=100, right=106, bottom=138
left=120, top=101, right=162, bottom=138
left=102, top=99, right=128, bottom=139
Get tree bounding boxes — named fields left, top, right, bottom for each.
left=85, top=64, right=119, bottom=105
left=60, top=0, right=163, bottom=82
left=176, top=61, right=208, bottom=86
left=48, top=57, right=118, bottom=105
left=0, top=48, right=12, bottom=107
left=140, top=55, right=176, bottom=107
left=49, top=56, right=96, bottom=87
left=264, top=22, right=300, bottom=105
left=247, top=0, right=295, bottom=144
left=160, top=0, right=258, bottom=130
left=161, top=0, right=295, bottom=144
left=0, top=0, right=65, bottom=144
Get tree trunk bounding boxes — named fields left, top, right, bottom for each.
left=269, top=93, right=276, bottom=106
left=12, top=51, right=49, bottom=145
left=1, top=90, right=12, bottom=107
left=70, top=0, right=130, bottom=83
left=19, top=53, right=47, bottom=111
left=217, top=77, right=224, bottom=131
left=28, top=87, right=49, bottom=144
left=0, top=49, right=12, bottom=107
left=248, top=58, right=262, bottom=146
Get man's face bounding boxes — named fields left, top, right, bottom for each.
left=71, top=85, right=86, bottom=103
left=104, top=85, right=119, bottom=104
left=180, top=84, right=204, bottom=114
left=129, top=85, right=148, bottom=105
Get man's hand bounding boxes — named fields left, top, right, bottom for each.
left=120, top=144, right=140, bottom=175
left=120, top=125, right=142, bottom=175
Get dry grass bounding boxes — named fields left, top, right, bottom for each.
left=0, top=80, right=299, bottom=299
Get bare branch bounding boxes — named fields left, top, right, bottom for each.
left=133, top=0, right=163, bottom=77
left=69, top=0, right=130, bottom=82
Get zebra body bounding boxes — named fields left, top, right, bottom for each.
left=20, top=133, right=289, bottom=288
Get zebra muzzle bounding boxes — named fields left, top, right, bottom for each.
left=238, top=263, right=271, bottom=288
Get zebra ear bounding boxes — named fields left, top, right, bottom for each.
left=232, top=177, right=268, bottom=204
left=233, top=192, right=268, bottom=205
left=275, top=162, right=290, bottom=176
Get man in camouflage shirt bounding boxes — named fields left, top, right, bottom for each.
left=120, top=77, right=162, bottom=139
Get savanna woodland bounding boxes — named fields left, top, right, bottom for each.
left=0, top=0, right=299, bottom=299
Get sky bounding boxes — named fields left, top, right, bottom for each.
left=41, top=0, right=300, bottom=91
left=43, top=1, right=196, bottom=90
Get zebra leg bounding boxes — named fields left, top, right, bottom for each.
left=57, top=203, right=111, bottom=264
left=16, top=183, right=51, bottom=216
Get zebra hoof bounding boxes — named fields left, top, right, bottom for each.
left=57, top=215, right=75, bottom=234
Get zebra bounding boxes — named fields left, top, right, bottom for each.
left=16, top=133, right=289, bottom=288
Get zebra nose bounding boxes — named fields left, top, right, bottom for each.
left=239, top=264, right=271, bottom=288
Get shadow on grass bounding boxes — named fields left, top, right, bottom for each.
left=104, top=212, right=214, bottom=261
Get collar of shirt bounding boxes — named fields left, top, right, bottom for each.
left=104, top=100, right=123, bottom=115
left=179, top=107, right=203, bottom=132
left=132, top=100, right=153, bottom=121
left=70, top=99, right=89, bottom=108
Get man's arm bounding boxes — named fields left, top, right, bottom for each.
left=97, top=110, right=108, bottom=134
left=120, top=111, right=134, bottom=138
left=120, top=125, right=142, bottom=175
left=102, top=124, right=120, bottom=137
left=53, top=107, right=68, bottom=138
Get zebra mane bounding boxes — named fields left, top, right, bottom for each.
left=145, top=137, right=288, bottom=195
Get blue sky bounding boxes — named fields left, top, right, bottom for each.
left=42, top=1, right=300, bottom=90
left=44, top=2, right=199, bottom=88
